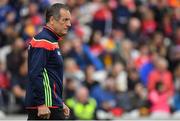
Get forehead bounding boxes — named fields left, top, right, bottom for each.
left=59, top=9, right=71, bottom=19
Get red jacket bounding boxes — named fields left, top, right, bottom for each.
left=147, top=70, right=174, bottom=96
left=149, top=90, right=170, bottom=113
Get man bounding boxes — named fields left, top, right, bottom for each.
left=25, top=3, right=71, bottom=120
left=66, top=86, right=97, bottom=120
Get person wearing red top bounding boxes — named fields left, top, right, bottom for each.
left=148, top=81, right=171, bottom=116
left=148, top=57, right=174, bottom=117
left=142, top=8, right=157, bottom=36
left=148, top=57, right=174, bottom=97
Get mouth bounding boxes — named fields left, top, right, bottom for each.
left=64, top=28, right=68, bottom=32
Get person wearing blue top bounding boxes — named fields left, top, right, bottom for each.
left=25, top=3, right=71, bottom=120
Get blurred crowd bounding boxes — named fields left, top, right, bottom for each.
left=0, top=0, right=180, bottom=119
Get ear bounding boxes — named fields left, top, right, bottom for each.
left=49, top=16, right=54, bottom=25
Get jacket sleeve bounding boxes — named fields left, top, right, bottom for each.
left=28, top=47, right=49, bottom=106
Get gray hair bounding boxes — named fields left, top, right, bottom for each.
left=45, top=3, right=69, bottom=23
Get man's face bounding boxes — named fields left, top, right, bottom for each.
left=53, top=9, right=71, bottom=36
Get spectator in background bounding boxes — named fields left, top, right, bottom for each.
left=98, top=75, right=117, bottom=112
left=66, top=0, right=76, bottom=11
left=0, top=60, right=9, bottom=90
left=83, top=65, right=108, bottom=109
left=64, top=58, right=85, bottom=82
left=160, top=14, right=173, bottom=38
left=141, top=8, right=157, bottom=37
left=76, top=0, right=94, bottom=25
left=172, top=8, right=180, bottom=30
left=148, top=81, right=171, bottom=118
left=173, top=26, right=180, bottom=45
left=0, top=60, right=10, bottom=113
left=64, top=78, right=77, bottom=100
left=112, top=28, right=125, bottom=50
left=66, top=86, right=97, bottom=120
left=147, top=57, right=174, bottom=97
left=21, top=17, right=37, bottom=41
left=89, top=30, right=104, bottom=57
left=127, top=68, right=149, bottom=113
left=149, top=32, right=167, bottom=57
left=172, top=64, right=180, bottom=112
left=82, top=65, right=99, bottom=92
left=69, top=37, right=103, bottom=70
left=150, top=0, right=168, bottom=26
left=99, top=28, right=125, bottom=71
left=98, top=34, right=118, bottom=70
left=128, top=68, right=141, bottom=91
left=169, top=34, right=180, bottom=71
left=0, top=10, right=17, bottom=31
left=112, top=62, right=127, bottom=92
left=0, top=29, right=8, bottom=47
left=28, top=2, right=43, bottom=27
left=113, top=0, right=131, bottom=29
left=10, top=59, right=28, bottom=112
left=61, top=39, right=72, bottom=58
left=92, top=2, right=112, bottom=35
left=118, top=39, right=138, bottom=64
left=134, top=43, right=151, bottom=70
left=139, top=52, right=157, bottom=87
left=126, top=17, right=141, bottom=44
left=1, top=23, right=18, bottom=47
left=6, top=37, right=25, bottom=75
left=20, top=2, right=43, bottom=42
left=0, top=0, right=12, bottom=24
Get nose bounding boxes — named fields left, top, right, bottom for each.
left=67, top=20, right=71, bottom=27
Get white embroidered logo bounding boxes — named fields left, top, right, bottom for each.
left=57, top=51, right=61, bottom=55
left=28, top=45, right=31, bottom=50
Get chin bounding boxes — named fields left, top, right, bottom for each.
left=58, top=32, right=66, bottom=37
left=63, top=32, right=68, bottom=36
left=61, top=33, right=67, bottom=36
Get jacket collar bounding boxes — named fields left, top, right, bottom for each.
left=43, top=25, right=63, bottom=42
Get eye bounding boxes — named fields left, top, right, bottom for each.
left=63, top=18, right=70, bottom=22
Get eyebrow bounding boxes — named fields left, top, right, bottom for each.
left=61, top=17, right=71, bottom=20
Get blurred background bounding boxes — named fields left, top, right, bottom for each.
left=0, top=0, right=180, bottom=120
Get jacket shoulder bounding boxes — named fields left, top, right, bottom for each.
left=29, top=30, right=59, bottom=51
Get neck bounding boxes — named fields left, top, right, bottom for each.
left=45, top=24, right=64, bottom=42
left=46, top=24, right=64, bottom=36
left=46, top=24, right=58, bottom=35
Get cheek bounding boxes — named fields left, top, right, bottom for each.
left=53, top=23, right=59, bottom=30
left=59, top=23, right=65, bottom=30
